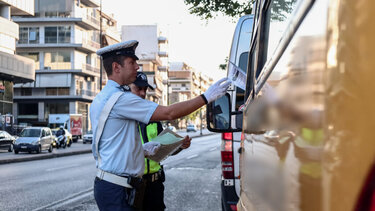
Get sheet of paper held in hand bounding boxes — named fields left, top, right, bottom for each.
left=228, top=62, right=246, bottom=90
left=146, top=128, right=184, bottom=163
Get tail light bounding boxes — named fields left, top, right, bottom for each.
left=355, top=163, right=375, bottom=211
left=221, top=132, right=234, bottom=179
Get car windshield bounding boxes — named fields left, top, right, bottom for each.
left=87, top=130, right=92, bottom=134
left=19, top=129, right=41, bottom=137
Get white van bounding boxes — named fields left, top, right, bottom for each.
left=211, top=14, right=254, bottom=211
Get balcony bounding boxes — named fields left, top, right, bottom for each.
left=12, top=8, right=99, bottom=30
left=35, top=63, right=100, bottom=77
left=14, top=89, right=98, bottom=102
left=0, top=51, right=35, bottom=83
left=16, top=38, right=100, bottom=53
left=5, top=0, right=34, bottom=16
left=158, top=36, right=168, bottom=44
left=171, top=87, right=191, bottom=93
left=0, top=16, right=18, bottom=40
left=158, top=66, right=168, bottom=71
left=158, top=51, right=168, bottom=57
left=80, top=0, right=100, bottom=7
left=75, top=89, right=97, bottom=101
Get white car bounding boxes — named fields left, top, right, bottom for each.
left=168, top=126, right=177, bottom=132
left=186, top=124, right=197, bottom=132
left=83, top=130, right=93, bottom=144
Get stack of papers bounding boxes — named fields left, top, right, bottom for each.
left=146, top=128, right=184, bottom=162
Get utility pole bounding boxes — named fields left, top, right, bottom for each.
left=199, top=73, right=203, bottom=135
left=99, top=0, right=103, bottom=90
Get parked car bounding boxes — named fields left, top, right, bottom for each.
left=13, top=127, right=53, bottom=154
left=186, top=124, right=197, bottom=132
left=0, top=130, right=16, bottom=152
left=168, top=126, right=177, bottom=132
left=83, top=130, right=93, bottom=144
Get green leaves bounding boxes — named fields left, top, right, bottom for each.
left=184, top=0, right=253, bottom=20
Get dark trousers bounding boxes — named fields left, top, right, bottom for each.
left=142, top=179, right=166, bottom=211
left=94, top=177, right=135, bottom=211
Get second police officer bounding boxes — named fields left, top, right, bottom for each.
left=129, top=72, right=192, bottom=211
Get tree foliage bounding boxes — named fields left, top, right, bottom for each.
left=184, top=0, right=253, bottom=20
left=184, top=0, right=298, bottom=21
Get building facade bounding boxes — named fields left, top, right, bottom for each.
left=121, top=25, right=169, bottom=105
left=12, top=0, right=119, bottom=132
left=168, top=62, right=212, bottom=128
left=0, top=0, right=35, bottom=132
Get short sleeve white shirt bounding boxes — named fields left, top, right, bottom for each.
left=90, top=80, right=158, bottom=177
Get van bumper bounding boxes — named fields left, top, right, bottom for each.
left=221, top=180, right=239, bottom=211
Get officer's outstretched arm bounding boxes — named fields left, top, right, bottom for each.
left=150, top=77, right=230, bottom=121
left=151, top=96, right=205, bottom=121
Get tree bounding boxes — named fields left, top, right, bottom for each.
left=184, top=0, right=253, bottom=20
left=184, top=0, right=298, bottom=21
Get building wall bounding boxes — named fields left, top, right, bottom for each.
left=13, top=1, right=119, bottom=131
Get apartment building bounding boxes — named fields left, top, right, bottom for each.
left=121, top=25, right=169, bottom=105
left=12, top=0, right=119, bottom=132
left=0, top=0, right=35, bottom=131
left=168, top=62, right=212, bottom=128
left=168, top=62, right=211, bottom=103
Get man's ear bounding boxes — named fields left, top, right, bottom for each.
left=112, top=62, right=121, bottom=74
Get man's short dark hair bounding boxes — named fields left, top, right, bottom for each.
left=102, top=55, right=127, bottom=76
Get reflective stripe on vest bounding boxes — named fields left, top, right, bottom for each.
left=139, top=123, right=161, bottom=174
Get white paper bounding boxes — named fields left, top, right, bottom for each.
left=228, top=62, right=247, bottom=90
left=146, top=128, right=184, bottom=163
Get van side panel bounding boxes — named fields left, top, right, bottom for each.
left=324, top=0, right=375, bottom=210
left=240, top=0, right=328, bottom=210
left=240, top=0, right=375, bottom=210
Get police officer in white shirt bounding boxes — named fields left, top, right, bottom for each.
left=90, top=40, right=230, bottom=211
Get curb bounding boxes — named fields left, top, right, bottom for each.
left=0, top=133, right=216, bottom=165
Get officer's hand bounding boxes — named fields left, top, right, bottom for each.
left=143, top=142, right=161, bottom=157
left=203, top=77, right=231, bottom=104
left=180, top=136, right=191, bottom=149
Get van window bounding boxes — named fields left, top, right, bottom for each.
left=235, top=52, right=249, bottom=109
left=264, top=0, right=299, bottom=61
left=235, top=18, right=253, bottom=68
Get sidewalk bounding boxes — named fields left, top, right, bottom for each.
left=0, top=129, right=214, bottom=165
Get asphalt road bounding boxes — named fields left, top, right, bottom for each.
left=0, top=133, right=222, bottom=211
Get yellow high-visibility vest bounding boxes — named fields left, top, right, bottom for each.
left=139, top=123, right=162, bottom=174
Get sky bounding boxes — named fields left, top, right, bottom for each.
left=103, top=0, right=238, bottom=80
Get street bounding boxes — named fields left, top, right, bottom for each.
left=0, top=133, right=221, bottom=211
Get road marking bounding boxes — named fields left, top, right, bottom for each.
left=186, top=154, right=198, bottom=159
left=32, top=188, right=93, bottom=211
left=45, top=164, right=80, bottom=172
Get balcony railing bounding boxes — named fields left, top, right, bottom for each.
left=75, top=89, right=97, bottom=97
left=82, top=37, right=100, bottom=50
left=83, top=63, right=100, bottom=74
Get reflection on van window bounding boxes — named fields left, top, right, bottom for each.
left=236, top=18, right=253, bottom=67
left=265, top=0, right=299, bottom=61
